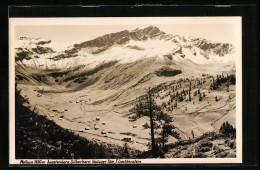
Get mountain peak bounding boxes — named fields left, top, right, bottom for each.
left=131, top=26, right=165, bottom=38
left=73, top=26, right=165, bottom=50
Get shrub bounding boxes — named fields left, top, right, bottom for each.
left=219, top=121, right=236, bottom=138
left=199, top=139, right=213, bottom=148
left=193, top=152, right=207, bottom=158
left=184, top=153, right=192, bottom=158
left=142, top=122, right=150, bottom=129
left=197, top=146, right=211, bottom=152
left=216, top=152, right=228, bottom=158
left=213, top=145, right=224, bottom=154
left=227, top=140, right=236, bottom=149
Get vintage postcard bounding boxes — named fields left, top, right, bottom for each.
left=9, top=17, right=242, bottom=165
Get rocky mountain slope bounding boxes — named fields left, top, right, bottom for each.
left=15, top=26, right=235, bottom=69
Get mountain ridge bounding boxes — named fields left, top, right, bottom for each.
left=15, top=26, right=235, bottom=69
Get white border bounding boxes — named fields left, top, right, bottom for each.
left=9, top=17, right=242, bottom=164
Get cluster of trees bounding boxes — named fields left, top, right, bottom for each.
left=150, top=77, right=188, bottom=95
left=132, top=75, right=212, bottom=117
left=130, top=73, right=236, bottom=157
left=155, top=123, right=180, bottom=149
left=210, top=73, right=236, bottom=90
left=155, top=67, right=182, bottom=77
left=15, top=84, right=141, bottom=159
left=15, top=49, right=33, bottom=61
left=219, top=121, right=236, bottom=139
left=130, top=88, right=180, bottom=157
left=193, top=88, right=207, bottom=102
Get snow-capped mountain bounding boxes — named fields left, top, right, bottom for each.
left=15, top=26, right=235, bottom=69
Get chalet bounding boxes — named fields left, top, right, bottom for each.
left=122, top=137, right=131, bottom=142
left=101, top=131, right=107, bottom=134
left=37, top=93, right=42, bottom=97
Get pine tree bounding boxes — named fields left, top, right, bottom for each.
left=174, top=100, right=178, bottom=109
left=122, top=143, right=130, bottom=158
left=148, top=87, right=156, bottom=156
left=219, top=121, right=236, bottom=138
left=227, top=84, right=229, bottom=92
left=97, top=144, right=105, bottom=158
left=191, top=130, right=194, bottom=138
left=160, top=123, right=179, bottom=148
left=199, top=93, right=202, bottom=102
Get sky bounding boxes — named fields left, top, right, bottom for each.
left=14, top=19, right=237, bottom=44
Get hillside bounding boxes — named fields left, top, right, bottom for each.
left=14, top=25, right=237, bottom=158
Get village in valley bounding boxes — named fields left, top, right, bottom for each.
left=15, top=26, right=237, bottom=158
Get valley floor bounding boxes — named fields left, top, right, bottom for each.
left=17, top=71, right=236, bottom=153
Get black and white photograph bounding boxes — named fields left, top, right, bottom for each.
left=9, top=17, right=242, bottom=164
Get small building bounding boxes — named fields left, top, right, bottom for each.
left=58, top=117, right=63, bottom=120
left=101, top=131, right=107, bottom=134
left=64, top=108, right=68, bottom=111
left=96, top=117, right=100, bottom=121
left=133, top=125, right=137, bottom=128
left=79, top=129, right=84, bottom=132
left=76, top=100, right=80, bottom=103
left=102, top=122, right=106, bottom=125
left=94, top=126, right=99, bottom=130
left=122, top=137, right=131, bottom=142
left=85, top=127, right=90, bottom=130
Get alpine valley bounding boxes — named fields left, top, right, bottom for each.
left=15, top=26, right=237, bottom=158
